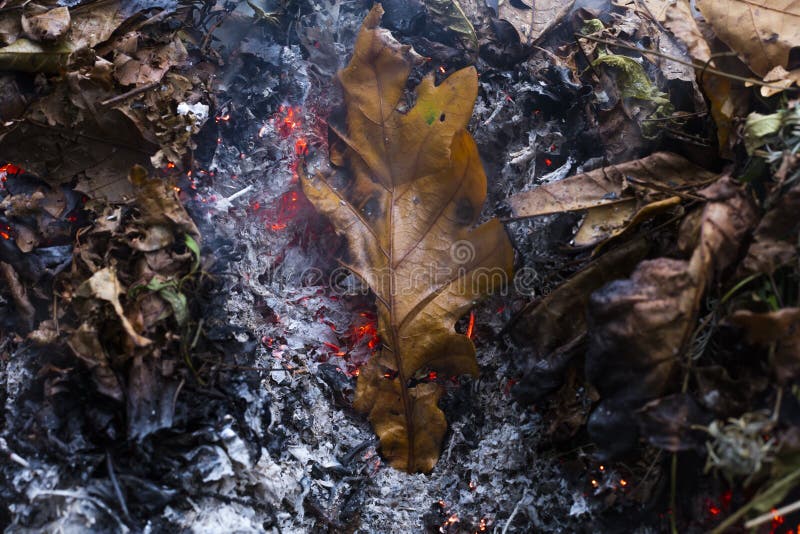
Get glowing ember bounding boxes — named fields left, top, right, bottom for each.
left=771, top=508, right=785, bottom=531
left=295, top=137, right=309, bottom=156
left=599, top=465, right=605, bottom=472
left=442, top=513, right=459, bottom=528
left=476, top=517, right=488, bottom=532
left=544, top=158, right=553, bottom=167
left=469, top=480, right=477, bottom=491
left=0, top=163, right=21, bottom=186
left=466, top=310, right=475, bottom=339
left=276, top=105, right=302, bottom=138
left=428, top=371, right=438, bottom=381
left=591, top=479, right=599, bottom=488
left=619, top=479, right=627, bottom=487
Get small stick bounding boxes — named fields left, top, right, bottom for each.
left=745, top=498, right=800, bottom=529
left=0, top=437, right=29, bottom=468
left=99, top=82, right=160, bottom=108
left=501, top=490, right=528, bottom=534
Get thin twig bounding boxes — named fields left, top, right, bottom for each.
left=745, top=498, right=800, bottom=529
left=106, top=452, right=131, bottom=522
left=501, top=490, right=528, bottom=534
left=99, top=82, right=160, bottom=108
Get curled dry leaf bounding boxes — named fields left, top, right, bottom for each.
left=508, top=152, right=717, bottom=247
left=301, top=5, right=513, bottom=473
left=586, top=177, right=757, bottom=456
left=76, top=266, right=153, bottom=348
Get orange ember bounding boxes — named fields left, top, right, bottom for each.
left=276, top=105, right=302, bottom=138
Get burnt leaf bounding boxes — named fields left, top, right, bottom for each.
left=586, top=177, right=757, bottom=456
left=301, top=5, right=513, bottom=473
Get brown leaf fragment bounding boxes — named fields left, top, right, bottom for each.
left=0, top=261, right=35, bottom=328
left=0, top=37, right=72, bottom=72
left=129, top=165, right=200, bottom=241
left=21, top=6, right=70, bottom=43
left=640, top=0, right=712, bottom=65
left=67, top=322, right=124, bottom=401
left=493, top=0, right=575, bottom=45
left=695, top=0, right=800, bottom=78
left=113, top=38, right=188, bottom=87
left=76, top=267, right=152, bottom=347
left=731, top=308, right=800, bottom=384
left=301, top=5, right=513, bottom=473
left=68, top=0, right=126, bottom=50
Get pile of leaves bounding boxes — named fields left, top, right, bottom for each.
left=493, top=0, right=800, bottom=531
left=0, top=0, right=262, bottom=522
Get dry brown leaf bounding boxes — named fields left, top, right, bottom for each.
left=573, top=196, right=680, bottom=248
left=301, top=5, right=513, bottom=473
left=68, top=0, right=126, bottom=50
left=21, top=6, right=70, bottom=43
left=113, top=38, right=188, bottom=86
left=76, top=267, right=153, bottom=348
left=508, top=152, right=717, bottom=246
left=67, top=322, right=124, bottom=401
left=695, top=0, right=800, bottom=78
left=496, top=0, right=575, bottom=45
left=129, top=165, right=200, bottom=241
left=641, top=0, right=712, bottom=64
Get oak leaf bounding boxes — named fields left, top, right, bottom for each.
left=301, top=5, right=513, bottom=473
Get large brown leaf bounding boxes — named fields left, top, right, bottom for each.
left=695, top=0, right=800, bottom=78
left=301, top=5, right=513, bottom=473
